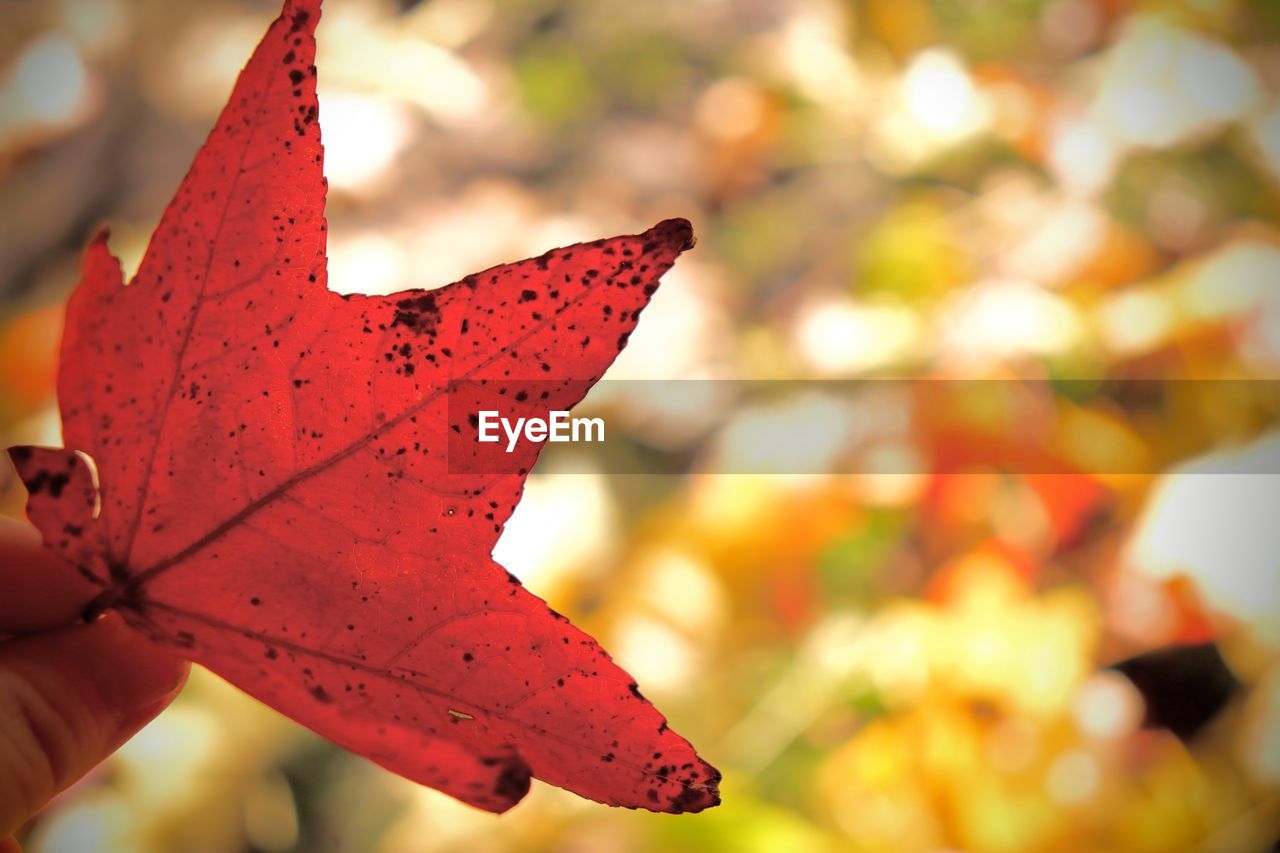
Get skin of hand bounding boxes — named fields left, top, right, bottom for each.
left=0, top=515, right=189, bottom=841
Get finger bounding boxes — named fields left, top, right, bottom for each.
left=0, top=613, right=188, bottom=834
left=0, top=516, right=99, bottom=635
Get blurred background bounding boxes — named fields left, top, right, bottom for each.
left=2, top=0, right=1280, bottom=849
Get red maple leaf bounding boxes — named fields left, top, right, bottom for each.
left=7, top=0, right=719, bottom=815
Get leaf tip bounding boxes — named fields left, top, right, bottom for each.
left=82, top=226, right=123, bottom=285
left=665, top=758, right=722, bottom=814
left=5, top=445, right=101, bottom=521
left=6, top=444, right=33, bottom=470
left=279, top=0, right=323, bottom=32
left=650, top=217, right=697, bottom=253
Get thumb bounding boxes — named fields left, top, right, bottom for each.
left=0, top=613, right=187, bottom=835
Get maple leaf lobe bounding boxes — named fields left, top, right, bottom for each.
left=9, top=0, right=719, bottom=818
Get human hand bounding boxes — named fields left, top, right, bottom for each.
left=0, top=515, right=188, bottom=843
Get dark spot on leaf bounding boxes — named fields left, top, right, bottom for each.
left=493, top=759, right=531, bottom=801
left=391, top=292, right=439, bottom=335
